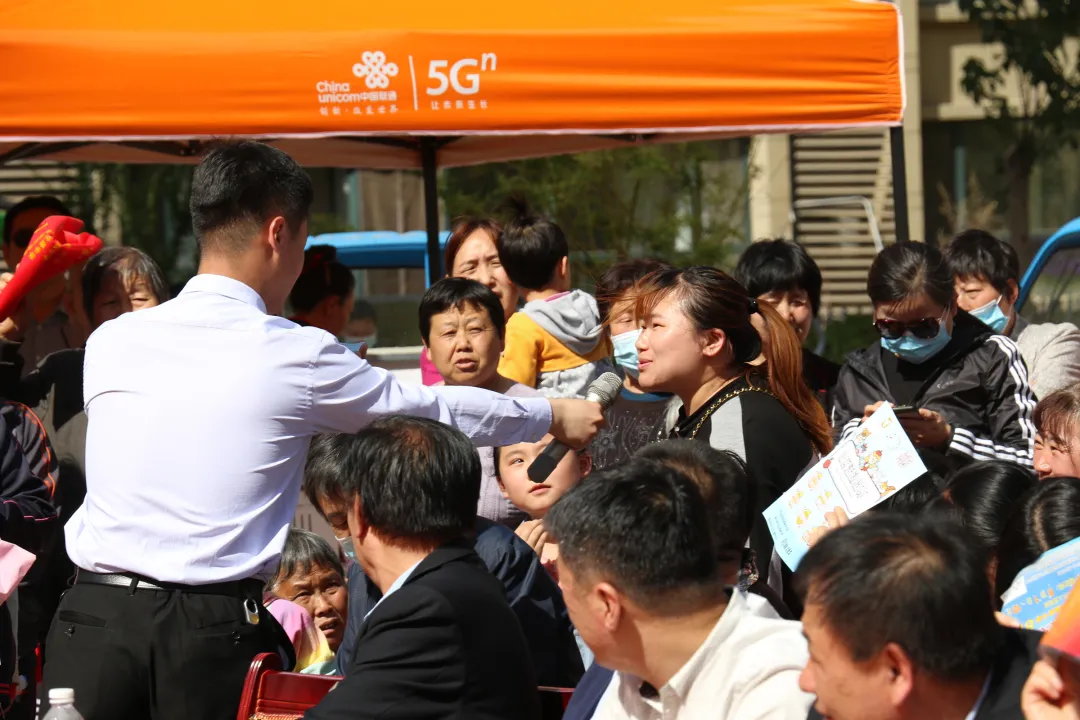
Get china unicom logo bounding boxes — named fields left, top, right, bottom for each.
left=352, top=51, right=399, bottom=89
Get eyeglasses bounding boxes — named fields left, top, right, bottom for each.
left=873, top=308, right=949, bottom=340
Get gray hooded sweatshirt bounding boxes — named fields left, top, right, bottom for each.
left=519, top=290, right=614, bottom=399
left=522, top=290, right=605, bottom=356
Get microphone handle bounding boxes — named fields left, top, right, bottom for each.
left=526, top=391, right=611, bottom=483
left=527, top=440, right=574, bottom=483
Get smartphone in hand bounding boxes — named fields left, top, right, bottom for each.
left=892, top=405, right=921, bottom=418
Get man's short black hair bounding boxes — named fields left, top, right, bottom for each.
left=303, top=433, right=351, bottom=517
left=3, top=196, right=72, bottom=247
left=81, top=247, right=170, bottom=322
left=418, top=277, right=506, bottom=346
left=944, top=229, right=1020, bottom=294
left=796, top=513, right=1003, bottom=682
left=496, top=198, right=569, bottom=291
left=303, top=417, right=480, bottom=550
left=635, top=440, right=755, bottom=564
left=544, top=461, right=725, bottom=616
left=268, top=528, right=344, bottom=593
left=595, top=258, right=676, bottom=323
left=735, top=239, right=824, bottom=317
left=190, top=141, right=314, bottom=255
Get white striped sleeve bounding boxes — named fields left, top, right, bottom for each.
left=947, top=336, right=1036, bottom=467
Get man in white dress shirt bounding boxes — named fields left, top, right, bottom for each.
left=545, top=456, right=812, bottom=720
left=41, top=142, right=603, bottom=720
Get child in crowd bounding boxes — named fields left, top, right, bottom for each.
left=1033, top=382, right=1080, bottom=480
left=945, top=229, right=1080, bottom=398
left=735, top=238, right=841, bottom=408
left=494, top=436, right=592, bottom=573
left=589, top=258, right=679, bottom=471
left=496, top=202, right=613, bottom=398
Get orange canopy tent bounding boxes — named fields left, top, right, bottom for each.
left=0, top=0, right=905, bottom=281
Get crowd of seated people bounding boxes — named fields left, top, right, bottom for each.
left=6, top=173, right=1080, bottom=720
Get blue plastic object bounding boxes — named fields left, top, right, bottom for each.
left=305, top=231, right=451, bottom=288
left=1018, top=216, right=1080, bottom=311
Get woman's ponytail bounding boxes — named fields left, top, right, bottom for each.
left=754, top=300, right=833, bottom=454
left=635, top=265, right=833, bottom=455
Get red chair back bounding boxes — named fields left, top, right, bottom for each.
left=539, top=686, right=575, bottom=716
left=236, top=653, right=342, bottom=720
left=235, top=654, right=574, bottom=720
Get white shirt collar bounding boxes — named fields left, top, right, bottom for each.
left=964, top=673, right=993, bottom=720
left=628, top=589, right=751, bottom=705
left=180, top=274, right=268, bottom=314
left=663, top=588, right=747, bottom=701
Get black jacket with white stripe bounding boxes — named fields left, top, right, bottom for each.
left=831, top=311, right=1037, bottom=468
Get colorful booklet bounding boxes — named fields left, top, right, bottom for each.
left=763, top=404, right=927, bottom=571
left=1041, top=565, right=1080, bottom=661
left=1001, top=535, right=1080, bottom=632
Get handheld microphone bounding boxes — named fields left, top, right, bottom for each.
left=527, top=371, right=623, bottom=483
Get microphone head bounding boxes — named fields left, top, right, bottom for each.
left=585, top=371, right=624, bottom=409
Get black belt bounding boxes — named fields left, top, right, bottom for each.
left=75, top=569, right=264, bottom=598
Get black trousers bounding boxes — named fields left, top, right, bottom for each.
left=42, top=581, right=291, bottom=720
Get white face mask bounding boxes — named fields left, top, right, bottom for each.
left=336, top=534, right=357, bottom=563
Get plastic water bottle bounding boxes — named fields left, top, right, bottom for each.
left=42, top=689, right=84, bottom=720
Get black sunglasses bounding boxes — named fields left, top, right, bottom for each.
left=873, top=309, right=948, bottom=340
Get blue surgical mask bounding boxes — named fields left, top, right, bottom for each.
left=612, top=329, right=642, bottom=378
left=970, top=295, right=1010, bottom=334
left=336, top=534, right=357, bottom=563
left=880, top=319, right=952, bottom=364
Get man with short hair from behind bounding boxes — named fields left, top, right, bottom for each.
left=798, top=513, right=1040, bottom=720
left=545, top=460, right=812, bottom=720
left=560, top=439, right=796, bottom=720
left=946, top=229, right=1080, bottom=398
left=303, top=416, right=541, bottom=720
left=304, top=431, right=584, bottom=691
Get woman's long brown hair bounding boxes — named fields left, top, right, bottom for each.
left=636, top=266, right=833, bottom=454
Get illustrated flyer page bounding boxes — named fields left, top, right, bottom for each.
left=764, top=404, right=927, bottom=571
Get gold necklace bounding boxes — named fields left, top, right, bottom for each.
left=686, top=376, right=776, bottom=440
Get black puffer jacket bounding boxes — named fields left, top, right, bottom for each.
left=831, top=312, right=1037, bottom=468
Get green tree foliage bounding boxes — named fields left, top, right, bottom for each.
left=71, top=164, right=196, bottom=283
left=441, top=140, right=750, bottom=284
left=958, top=0, right=1080, bottom=262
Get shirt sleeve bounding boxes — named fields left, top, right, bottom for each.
left=309, top=341, right=552, bottom=446
left=498, top=314, right=542, bottom=387
left=948, top=336, right=1036, bottom=466
left=1028, top=325, right=1080, bottom=399
left=829, top=365, right=863, bottom=444
left=728, top=668, right=815, bottom=720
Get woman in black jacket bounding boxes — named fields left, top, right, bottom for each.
left=832, top=242, right=1036, bottom=469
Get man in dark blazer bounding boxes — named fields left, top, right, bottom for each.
left=302, top=418, right=541, bottom=720
left=798, top=514, right=1038, bottom=720
left=335, top=517, right=584, bottom=689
